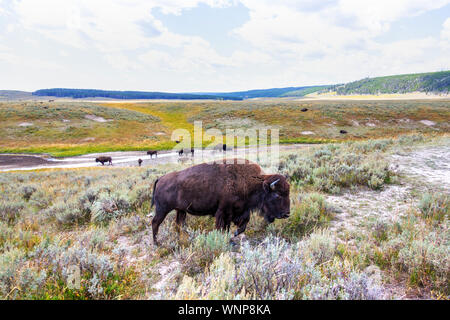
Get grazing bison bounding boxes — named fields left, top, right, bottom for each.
left=340, top=130, right=348, bottom=134
left=95, top=156, right=112, bottom=165
left=301, top=108, right=308, bottom=112
left=138, top=159, right=143, bottom=166
left=178, top=149, right=184, bottom=156
left=147, top=150, right=157, bottom=158
left=150, top=159, right=290, bottom=244
left=191, top=148, right=194, bottom=157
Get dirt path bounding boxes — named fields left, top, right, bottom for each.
left=0, top=144, right=312, bottom=172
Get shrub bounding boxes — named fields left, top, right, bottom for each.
left=0, top=200, right=26, bottom=224
left=90, top=192, right=132, bottom=225
left=279, top=141, right=392, bottom=193
left=21, top=185, right=37, bottom=201
left=44, top=200, right=89, bottom=227
left=271, top=193, right=333, bottom=240
left=179, top=230, right=232, bottom=276
left=418, top=193, right=449, bottom=222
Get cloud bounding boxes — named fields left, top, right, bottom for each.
left=2, top=0, right=450, bottom=91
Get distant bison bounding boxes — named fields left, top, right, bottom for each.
left=95, top=156, right=112, bottom=165
left=301, top=108, right=308, bottom=112
left=340, top=130, right=348, bottom=134
left=178, top=149, right=184, bottom=156
left=150, top=159, right=290, bottom=244
left=213, top=144, right=228, bottom=152
left=191, top=148, right=194, bottom=156
left=147, top=150, right=157, bottom=158
left=138, top=159, right=143, bottom=166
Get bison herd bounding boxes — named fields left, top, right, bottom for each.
left=94, top=145, right=232, bottom=168
left=94, top=149, right=289, bottom=245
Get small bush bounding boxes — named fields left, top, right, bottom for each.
left=271, top=193, right=333, bottom=240
left=0, top=200, right=26, bottom=224
left=90, top=192, right=132, bottom=225
left=180, top=230, right=232, bottom=276
left=418, top=193, right=449, bottom=222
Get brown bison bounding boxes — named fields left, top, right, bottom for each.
left=138, top=158, right=143, bottom=166
left=147, top=150, right=157, bottom=158
left=95, top=156, right=112, bottom=165
left=340, top=130, right=348, bottom=134
left=150, top=159, right=290, bottom=244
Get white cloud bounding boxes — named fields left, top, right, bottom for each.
left=442, top=18, right=450, bottom=40
left=2, top=0, right=450, bottom=91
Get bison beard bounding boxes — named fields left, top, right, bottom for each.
left=150, top=159, right=290, bottom=245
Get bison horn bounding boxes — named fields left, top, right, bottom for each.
left=270, top=179, right=280, bottom=190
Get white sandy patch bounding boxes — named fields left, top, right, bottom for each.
left=351, top=120, right=360, bottom=126
left=85, top=115, right=112, bottom=122
left=366, top=122, right=377, bottom=127
left=301, top=131, right=315, bottom=135
left=419, top=120, right=436, bottom=126
left=18, top=122, right=33, bottom=127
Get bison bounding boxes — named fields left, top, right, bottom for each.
left=340, top=130, right=348, bottom=134
left=147, top=150, right=158, bottom=158
left=150, top=159, right=290, bottom=244
left=178, top=149, right=184, bottom=156
left=95, top=156, right=112, bottom=165
left=191, top=148, right=194, bottom=157
left=301, top=108, right=308, bottom=112
left=138, top=159, right=143, bottom=166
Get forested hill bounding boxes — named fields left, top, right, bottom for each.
left=32, top=88, right=244, bottom=100
left=195, top=85, right=329, bottom=99
left=329, top=71, right=450, bottom=95
left=30, top=70, right=450, bottom=100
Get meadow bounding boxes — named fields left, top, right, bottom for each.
left=0, top=99, right=448, bottom=156
left=0, top=134, right=448, bottom=299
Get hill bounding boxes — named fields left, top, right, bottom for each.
left=329, top=71, right=450, bottom=95
left=32, top=88, right=243, bottom=101
left=195, top=85, right=328, bottom=99
left=0, top=90, right=34, bottom=101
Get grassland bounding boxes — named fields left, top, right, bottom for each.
left=0, top=134, right=448, bottom=299
left=0, top=99, right=448, bottom=157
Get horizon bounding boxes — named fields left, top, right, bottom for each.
left=1, top=1, right=450, bottom=92
left=3, top=69, right=449, bottom=94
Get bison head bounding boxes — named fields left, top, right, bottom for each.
left=261, top=175, right=290, bottom=223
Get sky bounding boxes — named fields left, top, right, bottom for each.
left=0, top=0, right=449, bottom=92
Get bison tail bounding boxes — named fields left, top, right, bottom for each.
left=151, top=178, right=159, bottom=208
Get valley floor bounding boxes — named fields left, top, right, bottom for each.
left=0, top=135, right=448, bottom=300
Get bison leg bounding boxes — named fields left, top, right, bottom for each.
left=215, top=206, right=232, bottom=231
left=151, top=207, right=170, bottom=245
left=234, top=216, right=250, bottom=237
left=175, top=210, right=186, bottom=234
